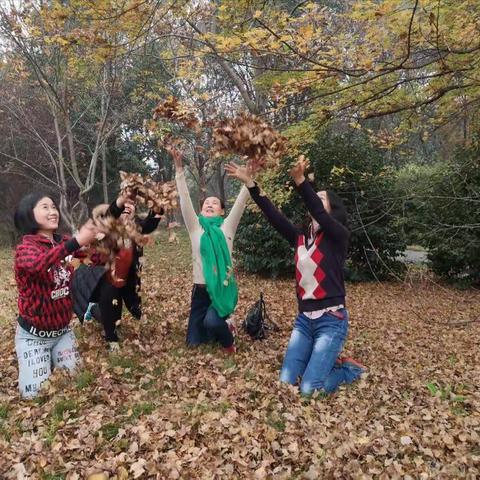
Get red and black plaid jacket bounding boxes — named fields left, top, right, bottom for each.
left=15, top=234, right=81, bottom=331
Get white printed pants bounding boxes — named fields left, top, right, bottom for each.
left=15, top=325, right=81, bottom=398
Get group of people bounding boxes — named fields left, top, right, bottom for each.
left=12, top=149, right=364, bottom=399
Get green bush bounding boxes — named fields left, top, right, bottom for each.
left=419, top=152, right=478, bottom=285
left=235, top=129, right=406, bottom=280
left=396, top=141, right=480, bottom=286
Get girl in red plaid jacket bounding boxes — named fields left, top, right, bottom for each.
left=13, top=193, right=97, bottom=398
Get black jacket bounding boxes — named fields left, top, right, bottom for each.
left=71, top=200, right=161, bottom=322
left=106, top=200, right=161, bottom=288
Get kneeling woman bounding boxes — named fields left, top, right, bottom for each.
left=14, top=193, right=97, bottom=398
left=73, top=195, right=161, bottom=351
left=168, top=146, right=249, bottom=353
left=226, top=159, right=364, bottom=394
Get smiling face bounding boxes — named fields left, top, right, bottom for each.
left=33, top=197, right=59, bottom=233
left=120, top=201, right=136, bottom=222
left=201, top=197, right=225, bottom=217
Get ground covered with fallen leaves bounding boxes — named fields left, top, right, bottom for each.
left=0, top=231, right=479, bottom=479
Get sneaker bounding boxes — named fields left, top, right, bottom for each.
left=339, top=356, right=365, bottom=370
left=107, top=341, right=121, bottom=353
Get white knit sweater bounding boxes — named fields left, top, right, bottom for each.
left=175, top=170, right=249, bottom=284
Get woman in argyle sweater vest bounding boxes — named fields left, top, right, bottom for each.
left=226, top=159, right=365, bottom=395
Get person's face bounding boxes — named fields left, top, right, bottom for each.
left=121, top=201, right=136, bottom=222
left=33, top=197, right=59, bottom=232
left=201, top=197, right=224, bottom=217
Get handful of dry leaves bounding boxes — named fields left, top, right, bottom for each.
left=119, top=171, right=178, bottom=215
left=89, top=204, right=149, bottom=276
left=153, top=96, right=200, bottom=132
left=212, top=113, right=288, bottom=172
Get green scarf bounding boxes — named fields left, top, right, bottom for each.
left=199, top=215, right=238, bottom=317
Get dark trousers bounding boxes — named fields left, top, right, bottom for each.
left=96, top=278, right=141, bottom=342
left=186, top=285, right=234, bottom=348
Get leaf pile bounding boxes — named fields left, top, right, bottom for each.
left=212, top=113, right=288, bottom=172
left=119, top=171, right=178, bottom=215
left=0, top=234, right=479, bottom=479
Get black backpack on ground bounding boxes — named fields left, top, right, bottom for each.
left=242, top=293, right=278, bottom=340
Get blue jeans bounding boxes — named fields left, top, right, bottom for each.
left=280, top=309, right=362, bottom=395
left=186, top=285, right=234, bottom=348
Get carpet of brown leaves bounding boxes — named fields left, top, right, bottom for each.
left=0, top=232, right=479, bottom=479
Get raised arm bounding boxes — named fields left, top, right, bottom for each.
left=167, top=145, right=199, bottom=234
left=225, top=162, right=299, bottom=246
left=106, top=196, right=125, bottom=219
left=223, top=185, right=249, bottom=236
left=290, top=158, right=348, bottom=242
left=16, top=221, right=97, bottom=273
left=16, top=240, right=80, bottom=274
left=137, top=210, right=162, bottom=234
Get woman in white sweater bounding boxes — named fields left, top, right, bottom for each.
left=167, top=145, right=249, bottom=353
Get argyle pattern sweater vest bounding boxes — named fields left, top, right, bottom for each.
left=295, top=233, right=326, bottom=300
left=247, top=180, right=348, bottom=313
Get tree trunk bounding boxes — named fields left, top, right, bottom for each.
left=102, top=142, right=109, bottom=203
left=215, top=161, right=225, bottom=204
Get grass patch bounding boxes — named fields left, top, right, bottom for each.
left=223, top=357, right=236, bottom=370
left=44, top=420, right=61, bottom=446
left=41, top=474, right=65, bottom=480
left=267, top=416, right=286, bottom=432
left=140, top=378, right=157, bottom=390
left=75, top=370, right=95, bottom=390
left=0, top=404, right=9, bottom=419
left=108, top=355, right=138, bottom=370
left=196, top=344, right=218, bottom=355
left=44, top=398, right=78, bottom=445
left=152, top=364, right=166, bottom=376
left=130, top=402, right=155, bottom=420
left=0, top=424, right=11, bottom=442
left=100, top=422, right=120, bottom=441
left=52, top=398, right=78, bottom=421
left=426, top=381, right=470, bottom=415
left=114, top=438, right=129, bottom=452
left=184, top=401, right=212, bottom=416
left=216, top=401, right=231, bottom=414
left=33, top=395, right=49, bottom=406
left=108, top=355, right=139, bottom=378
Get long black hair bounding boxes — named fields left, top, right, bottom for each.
left=325, top=189, right=348, bottom=227
left=14, top=193, right=61, bottom=235
left=301, top=185, right=348, bottom=237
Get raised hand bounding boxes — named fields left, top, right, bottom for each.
left=289, top=155, right=309, bottom=186
left=116, top=193, right=134, bottom=209
left=165, top=143, right=184, bottom=171
left=224, top=162, right=255, bottom=188
left=75, top=219, right=98, bottom=247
